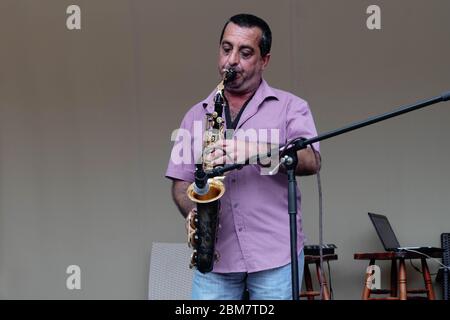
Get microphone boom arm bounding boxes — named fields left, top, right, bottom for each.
left=206, top=90, right=450, bottom=177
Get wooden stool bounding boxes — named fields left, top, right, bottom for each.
left=354, top=251, right=443, bottom=300
left=300, top=254, right=338, bottom=300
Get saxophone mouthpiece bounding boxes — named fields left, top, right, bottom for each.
left=223, top=68, right=237, bottom=84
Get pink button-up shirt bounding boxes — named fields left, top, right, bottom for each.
left=166, top=79, right=319, bottom=273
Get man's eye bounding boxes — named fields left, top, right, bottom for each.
left=241, top=51, right=252, bottom=58
left=222, top=47, right=231, bottom=54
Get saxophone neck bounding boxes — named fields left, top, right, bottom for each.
left=215, top=81, right=225, bottom=104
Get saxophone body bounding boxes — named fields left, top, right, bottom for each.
left=186, top=68, right=236, bottom=273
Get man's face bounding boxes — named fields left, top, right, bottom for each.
left=218, top=22, right=270, bottom=95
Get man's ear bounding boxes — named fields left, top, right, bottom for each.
left=261, top=53, right=271, bottom=70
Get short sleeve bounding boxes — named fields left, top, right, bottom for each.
left=165, top=111, right=197, bottom=183
left=286, top=96, right=320, bottom=153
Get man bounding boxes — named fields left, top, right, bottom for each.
left=166, top=14, right=320, bottom=300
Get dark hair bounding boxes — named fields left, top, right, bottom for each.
left=219, top=14, right=272, bottom=57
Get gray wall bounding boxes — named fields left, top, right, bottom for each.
left=0, top=0, right=449, bottom=299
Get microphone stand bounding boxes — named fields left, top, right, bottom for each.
left=206, top=90, right=450, bottom=300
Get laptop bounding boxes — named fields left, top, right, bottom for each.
left=368, top=212, right=444, bottom=254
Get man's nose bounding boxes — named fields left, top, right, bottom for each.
left=228, top=50, right=239, bottom=66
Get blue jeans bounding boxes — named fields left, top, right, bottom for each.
left=191, top=249, right=304, bottom=300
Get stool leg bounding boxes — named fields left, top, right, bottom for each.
left=390, top=259, right=398, bottom=297
left=315, top=261, right=330, bottom=300
left=303, top=264, right=315, bottom=300
left=398, top=258, right=407, bottom=300
left=362, top=259, right=375, bottom=300
left=421, top=258, right=435, bottom=300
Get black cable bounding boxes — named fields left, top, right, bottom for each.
left=409, top=259, right=423, bottom=273
left=309, top=143, right=325, bottom=299
left=409, top=259, right=438, bottom=276
left=327, top=260, right=334, bottom=299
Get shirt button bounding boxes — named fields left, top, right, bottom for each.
left=231, top=179, right=236, bottom=183
left=238, top=228, right=243, bottom=232
left=233, top=204, right=238, bottom=208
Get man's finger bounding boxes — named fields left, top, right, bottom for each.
left=211, top=156, right=226, bottom=166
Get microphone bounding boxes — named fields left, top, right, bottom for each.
left=442, top=91, right=450, bottom=102
left=193, top=164, right=209, bottom=196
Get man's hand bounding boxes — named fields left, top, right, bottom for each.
left=205, top=139, right=271, bottom=166
left=202, top=139, right=320, bottom=176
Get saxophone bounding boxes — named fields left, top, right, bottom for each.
left=186, top=68, right=236, bottom=273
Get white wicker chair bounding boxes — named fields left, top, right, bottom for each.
left=148, top=242, right=194, bottom=300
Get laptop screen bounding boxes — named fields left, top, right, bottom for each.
left=368, top=213, right=401, bottom=250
